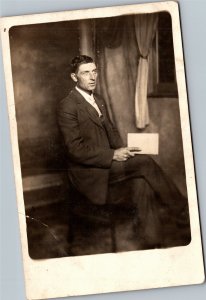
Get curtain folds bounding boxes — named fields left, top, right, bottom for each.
left=134, top=57, right=149, bottom=128
left=95, top=17, right=125, bottom=124
left=134, top=14, right=158, bottom=128
left=96, top=17, right=138, bottom=143
left=96, top=17, right=124, bottom=49
left=95, top=13, right=158, bottom=138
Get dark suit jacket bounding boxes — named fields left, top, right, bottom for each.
left=57, top=88, right=123, bottom=205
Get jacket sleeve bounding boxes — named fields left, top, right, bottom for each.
left=57, top=99, right=114, bottom=168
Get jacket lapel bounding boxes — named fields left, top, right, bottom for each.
left=94, top=95, right=107, bottom=117
left=71, top=88, right=104, bottom=128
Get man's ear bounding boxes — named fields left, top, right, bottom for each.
left=71, top=73, right=78, bottom=82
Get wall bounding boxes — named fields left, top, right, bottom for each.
left=9, top=21, right=79, bottom=178
left=146, top=98, right=187, bottom=196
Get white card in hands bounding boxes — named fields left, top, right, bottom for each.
left=127, top=133, right=159, bottom=155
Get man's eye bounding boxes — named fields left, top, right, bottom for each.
left=81, top=71, right=97, bottom=76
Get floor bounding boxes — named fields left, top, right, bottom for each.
left=25, top=192, right=191, bottom=259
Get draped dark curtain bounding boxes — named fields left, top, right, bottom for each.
left=95, top=14, right=158, bottom=142
left=96, top=16, right=138, bottom=144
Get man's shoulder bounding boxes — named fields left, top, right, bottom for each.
left=58, top=89, right=78, bottom=110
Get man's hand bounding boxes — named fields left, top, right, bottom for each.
left=113, top=147, right=141, bottom=161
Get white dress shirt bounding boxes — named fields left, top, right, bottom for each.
left=76, top=86, right=102, bottom=117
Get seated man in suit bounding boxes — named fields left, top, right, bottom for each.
left=57, top=55, right=190, bottom=248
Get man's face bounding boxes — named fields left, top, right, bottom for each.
left=71, top=62, right=98, bottom=92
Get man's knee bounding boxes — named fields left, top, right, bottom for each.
left=124, top=154, right=154, bottom=173
left=131, top=154, right=154, bottom=166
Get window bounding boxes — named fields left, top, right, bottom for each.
left=149, top=12, right=178, bottom=97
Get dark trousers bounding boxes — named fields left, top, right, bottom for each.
left=108, top=155, right=190, bottom=245
left=109, top=155, right=187, bottom=212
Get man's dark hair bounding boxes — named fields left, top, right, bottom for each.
left=70, top=55, right=94, bottom=73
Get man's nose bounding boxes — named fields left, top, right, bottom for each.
left=89, top=72, right=96, bottom=80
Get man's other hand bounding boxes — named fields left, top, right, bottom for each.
left=113, top=147, right=141, bottom=161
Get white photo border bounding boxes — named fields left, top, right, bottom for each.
left=0, top=2, right=204, bottom=299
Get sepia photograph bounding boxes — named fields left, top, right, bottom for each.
left=8, top=8, right=191, bottom=259
left=0, top=1, right=204, bottom=299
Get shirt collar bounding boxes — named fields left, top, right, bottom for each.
left=75, top=86, right=94, bottom=101
left=75, top=86, right=102, bottom=117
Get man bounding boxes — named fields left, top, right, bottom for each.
left=57, top=55, right=190, bottom=246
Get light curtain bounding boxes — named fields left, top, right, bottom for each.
left=134, top=14, right=158, bottom=128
